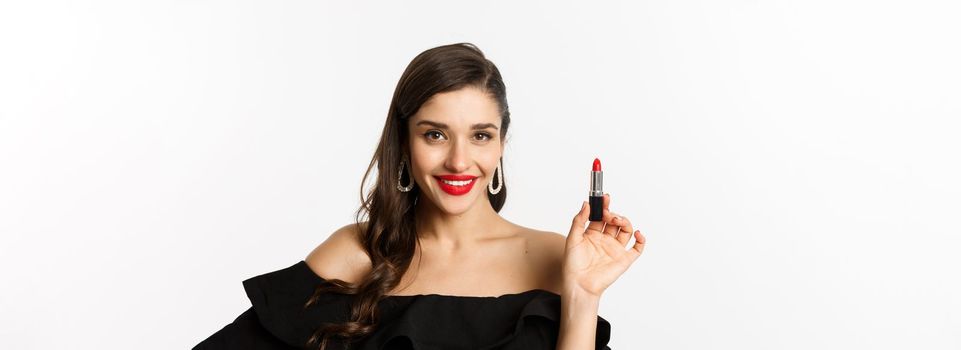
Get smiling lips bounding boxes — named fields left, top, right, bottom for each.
left=434, top=175, right=478, bottom=195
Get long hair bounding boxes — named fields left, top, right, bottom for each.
left=303, top=42, right=512, bottom=349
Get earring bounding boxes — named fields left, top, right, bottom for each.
left=488, top=160, right=503, bottom=195
left=397, top=157, right=414, bottom=192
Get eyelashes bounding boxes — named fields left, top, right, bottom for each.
left=423, top=130, right=493, bottom=143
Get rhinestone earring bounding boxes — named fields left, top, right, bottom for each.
left=488, top=160, right=503, bottom=195
left=397, top=157, right=414, bottom=192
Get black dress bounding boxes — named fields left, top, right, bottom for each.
left=193, top=261, right=612, bottom=350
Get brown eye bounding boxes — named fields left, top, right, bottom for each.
left=424, top=130, right=445, bottom=142
left=475, top=133, right=493, bottom=141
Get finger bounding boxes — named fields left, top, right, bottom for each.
left=568, top=201, right=590, bottom=240
left=610, top=214, right=635, bottom=246
left=602, top=211, right=622, bottom=237
left=586, top=199, right=614, bottom=233
left=586, top=207, right=607, bottom=233
left=628, top=230, right=646, bottom=262
left=590, top=206, right=622, bottom=235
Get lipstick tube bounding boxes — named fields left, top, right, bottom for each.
left=589, top=158, right=603, bottom=221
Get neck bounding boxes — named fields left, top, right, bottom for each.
left=413, top=195, right=508, bottom=253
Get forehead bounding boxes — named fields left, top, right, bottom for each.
left=410, top=87, right=501, bottom=127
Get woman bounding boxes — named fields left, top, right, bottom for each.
left=194, top=42, right=646, bottom=350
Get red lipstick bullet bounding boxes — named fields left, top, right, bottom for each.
left=589, top=158, right=604, bottom=221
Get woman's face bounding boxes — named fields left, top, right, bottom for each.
left=407, top=86, right=504, bottom=215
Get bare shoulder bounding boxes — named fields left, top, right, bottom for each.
left=521, top=228, right=566, bottom=260
left=517, top=227, right=568, bottom=294
left=304, top=221, right=372, bottom=284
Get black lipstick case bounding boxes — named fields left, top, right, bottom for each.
left=589, top=168, right=603, bottom=221
left=589, top=195, right=604, bottom=221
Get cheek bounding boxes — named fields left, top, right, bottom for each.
left=408, top=146, right=443, bottom=172
left=485, top=155, right=502, bottom=172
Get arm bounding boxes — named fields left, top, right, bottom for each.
left=557, top=286, right=602, bottom=350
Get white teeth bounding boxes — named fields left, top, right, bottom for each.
left=440, top=179, right=473, bottom=186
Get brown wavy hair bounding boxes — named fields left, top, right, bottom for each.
left=302, top=42, right=512, bottom=349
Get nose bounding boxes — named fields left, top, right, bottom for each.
left=444, top=139, right=470, bottom=173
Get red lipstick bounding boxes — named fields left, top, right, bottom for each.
left=589, top=158, right=604, bottom=221
left=435, top=175, right=478, bottom=196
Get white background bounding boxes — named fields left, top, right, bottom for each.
left=1, top=1, right=959, bottom=349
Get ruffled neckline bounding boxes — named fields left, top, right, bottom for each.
left=297, top=260, right=559, bottom=300
left=241, top=260, right=611, bottom=349
left=383, top=285, right=557, bottom=300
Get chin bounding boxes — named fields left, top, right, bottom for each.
left=430, top=192, right=479, bottom=214
left=438, top=197, right=475, bottom=214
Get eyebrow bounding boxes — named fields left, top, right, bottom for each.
left=415, top=120, right=499, bottom=130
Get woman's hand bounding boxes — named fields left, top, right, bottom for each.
left=562, top=193, right=646, bottom=298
